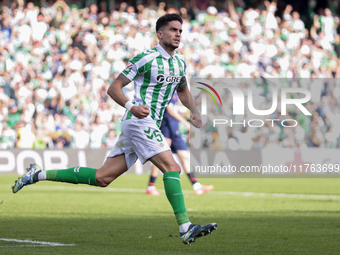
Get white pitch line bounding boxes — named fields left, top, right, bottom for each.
left=207, top=191, right=340, bottom=199
left=0, top=238, right=75, bottom=246
left=1, top=184, right=340, bottom=200
left=0, top=245, right=65, bottom=247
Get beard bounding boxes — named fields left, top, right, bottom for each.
left=163, top=41, right=178, bottom=50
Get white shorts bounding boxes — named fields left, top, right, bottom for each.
left=107, top=117, right=171, bottom=170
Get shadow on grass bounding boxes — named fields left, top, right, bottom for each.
left=1, top=212, right=340, bottom=255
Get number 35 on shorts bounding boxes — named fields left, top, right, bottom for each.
left=144, top=128, right=164, bottom=142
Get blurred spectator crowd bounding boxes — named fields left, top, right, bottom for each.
left=0, top=0, right=340, bottom=150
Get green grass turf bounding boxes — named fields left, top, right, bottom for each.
left=1, top=174, right=340, bottom=254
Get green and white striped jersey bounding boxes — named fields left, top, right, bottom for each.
left=121, top=43, right=187, bottom=127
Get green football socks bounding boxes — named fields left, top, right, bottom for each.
left=163, top=171, right=190, bottom=226
left=45, top=167, right=98, bottom=186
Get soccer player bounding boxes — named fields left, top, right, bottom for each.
left=146, top=92, right=214, bottom=196
left=12, top=14, right=217, bottom=245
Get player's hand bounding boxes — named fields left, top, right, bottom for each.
left=130, top=105, right=150, bottom=119
left=189, top=112, right=202, bottom=128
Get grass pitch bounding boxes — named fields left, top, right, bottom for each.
left=1, top=174, right=340, bottom=254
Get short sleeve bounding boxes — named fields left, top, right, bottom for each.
left=122, top=61, right=139, bottom=81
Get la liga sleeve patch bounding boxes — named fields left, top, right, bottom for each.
left=125, top=62, right=133, bottom=71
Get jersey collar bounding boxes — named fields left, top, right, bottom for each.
left=155, top=43, right=172, bottom=60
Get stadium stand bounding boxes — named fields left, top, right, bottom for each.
left=0, top=0, right=339, bottom=149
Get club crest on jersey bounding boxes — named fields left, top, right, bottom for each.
left=125, top=62, right=133, bottom=71
left=158, top=65, right=164, bottom=70
left=156, top=74, right=181, bottom=83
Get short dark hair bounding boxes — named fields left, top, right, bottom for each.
left=156, top=13, right=183, bottom=32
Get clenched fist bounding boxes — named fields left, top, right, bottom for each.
left=130, top=105, right=150, bottom=119
left=190, top=112, right=202, bottom=128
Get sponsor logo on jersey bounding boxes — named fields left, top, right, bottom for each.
left=156, top=74, right=181, bottom=83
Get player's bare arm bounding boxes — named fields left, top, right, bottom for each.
left=107, top=73, right=150, bottom=119
left=176, top=78, right=202, bottom=128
